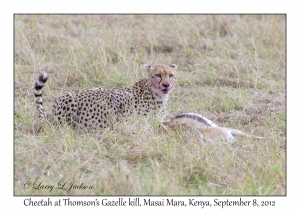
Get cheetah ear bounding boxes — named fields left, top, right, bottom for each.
left=170, top=64, right=177, bottom=69
left=144, top=64, right=152, bottom=71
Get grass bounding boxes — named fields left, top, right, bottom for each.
left=14, top=14, right=286, bottom=195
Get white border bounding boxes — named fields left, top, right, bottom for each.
left=3, top=0, right=297, bottom=209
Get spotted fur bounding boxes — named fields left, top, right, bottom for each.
left=34, top=64, right=177, bottom=128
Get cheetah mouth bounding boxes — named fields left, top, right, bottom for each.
left=161, top=89, right=169, bottom=94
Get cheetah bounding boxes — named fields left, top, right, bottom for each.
left=34, top=64, right=177, bottom=129
left=34, top=64, right=263, bottom=141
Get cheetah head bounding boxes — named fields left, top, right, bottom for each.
left=145, top=64, right=177, bottom=97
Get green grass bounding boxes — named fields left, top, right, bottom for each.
left=14, top=14, right=285, bottom=195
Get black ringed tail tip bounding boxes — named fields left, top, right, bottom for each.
left=39, top=72, right=48, bottom=83
left=34, top=72, right=48, bottom=90
left=34, top=72, right=48, bottom=121
left=35, top=72, right=48, bottom=91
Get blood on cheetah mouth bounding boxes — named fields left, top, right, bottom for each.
left=161, top=89, right=169, bottom=94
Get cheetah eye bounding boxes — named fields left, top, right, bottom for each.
left=155, top=74, right=161, bottom=77
left=169, top=74, right=174, bottom=77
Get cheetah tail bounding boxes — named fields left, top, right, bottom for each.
left=34, top=72, right=48, bottom=121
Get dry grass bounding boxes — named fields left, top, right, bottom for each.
left=14, top=14, right=286, bottom=195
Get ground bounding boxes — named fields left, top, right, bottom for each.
left=14, top=15, right=285, bottom=195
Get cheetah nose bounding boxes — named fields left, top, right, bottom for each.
left=162, top=83, right=170, bottom=88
